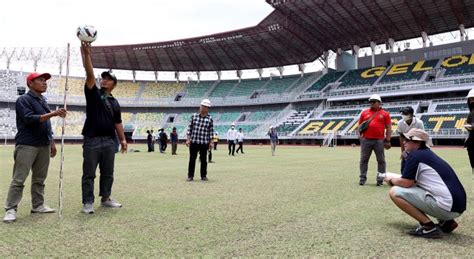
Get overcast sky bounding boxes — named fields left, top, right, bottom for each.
left=0, top=0, right=273, bottom=47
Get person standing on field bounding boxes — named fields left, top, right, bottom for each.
left=236, top=128, right=245, bottom=154
left=170, top=127, right=178, bottom=155
left=3, top=72, right=67, bottom=223
left=268, top=126, right=278, bottom=156
left=80, top=42, right=128, bottom=214
left=397, top=106, right=424, bottom=172
left=186, top=99, right=214, bottom=181
left=357, top=94, right=391, bottom=186
left=226, top=123, right=238, bottom=156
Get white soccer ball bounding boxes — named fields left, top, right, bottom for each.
left=76, top=25, right=98, bottom=42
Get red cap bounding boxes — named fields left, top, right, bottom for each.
left=26, top=72, right=51, bottom=83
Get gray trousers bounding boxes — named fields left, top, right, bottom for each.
left=5, top=145, right=51, bottom=210
left=359, top=138, right=386, bottom=182
left=82, top=136, right=116, bottom=204
left=271, top=141, right=277, bottom=156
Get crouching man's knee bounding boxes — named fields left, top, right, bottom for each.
left=389, top=186, right=400, bottom=200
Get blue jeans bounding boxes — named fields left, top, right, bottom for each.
left=82, top=136, right=116, bottom=204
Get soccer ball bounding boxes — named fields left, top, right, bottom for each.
left=76, top=25, right=98, bottom=42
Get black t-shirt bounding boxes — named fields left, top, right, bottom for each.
left=466, top=111, right=474, bottom=148
left=82, top=84, right=122, bottom=137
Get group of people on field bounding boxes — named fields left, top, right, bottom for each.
left=2, top=41, right=469, bottom=241
left=357, top=93, right=467, bottom=239
left=146, top=128, right=178, bottom=154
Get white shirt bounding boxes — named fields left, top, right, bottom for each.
left=416, top=163, right=453, bottom=211
left=227, top=128, right=238, bottom=141
left=397, top=117, right=424, bottom=134
left=237, top=132, right=244, bottom=142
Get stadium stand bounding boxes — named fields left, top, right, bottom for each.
left=2, top=47, right=474, bottom=142
left=213, top=124, right=258, bottom=137
left=305, top=71, right=345, bottom=92
left=379, top=59, right=439, bottom=83
left=112, top=81, right=141, bottom=99
left=53, top=77, right=84, bottom=96
left=263, top=76, right=299, bottom=95
left=435, top=103, right=467, bottom=112
left=420, top=113, right=468, bottom=132
left=297, top=118, right=353, bottom=135
left=230, top=79, right=265, bottom=97
left=185, top=81, right=214, bottom=98
left=209, top=81, right=238, bottom=97
left=142, top=82, right=184, bottom=98
left=441, top=53, right=474, bottom=76
left=217, top=112, right=241, bottom=122
left=246, top=110, right=276, bottom=121
left=135, top=112, right=165, bottom=124
left=321, top=109, right=361, bottom=118
left=274, top=108, right=313, bottom=135
left=337, top=67, right=385, bottom=88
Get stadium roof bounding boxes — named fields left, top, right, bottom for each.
left=90, top=0, right=474, bottom=72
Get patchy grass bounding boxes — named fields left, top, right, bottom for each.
left=0, top=144, right=472, bottom=257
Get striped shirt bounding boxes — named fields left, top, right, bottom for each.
left=187, top=113, right=214, bottom=144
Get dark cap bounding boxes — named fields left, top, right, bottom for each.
left=400, top=106, right=414, bottom=115
left=101, top=71, right=117, bottom=85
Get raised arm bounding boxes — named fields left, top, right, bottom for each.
left=81, top=42, right=96, bottom=89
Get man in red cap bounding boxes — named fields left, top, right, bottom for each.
left=80, top=42, right=127, bottom=214
left=3, top=72, right=67, bottom=223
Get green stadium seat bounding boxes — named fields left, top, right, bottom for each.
left=305, top=71, right=345, bottom=92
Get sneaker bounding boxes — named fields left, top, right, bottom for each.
left=82, top=203, right=94, bottom=214
left=376, top=181, right=383, bottom=186
left=3, top=209, right=16, bottom=223
left=359, top=181, right=366, bottom=186
left=31, top=205, right=55, bottom=213
left=438, top=220, right=458, bottom=233
left=201, top=177, right=209, bottom=181
left=186, top=178, right=194, bottom=182
left=101, top=198, right=122, bottom=208
left=408, top=225, right=442, bottom=239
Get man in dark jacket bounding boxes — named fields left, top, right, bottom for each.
left=3, top=72, right=66, bottom=223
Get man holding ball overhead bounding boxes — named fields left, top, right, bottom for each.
left=80, top=41, right=127, bottom=214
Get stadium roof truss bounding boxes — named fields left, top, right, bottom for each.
left=90, top=0, right=474, bottom=72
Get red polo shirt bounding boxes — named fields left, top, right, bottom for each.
left=358, top=108, right=391, bottom=140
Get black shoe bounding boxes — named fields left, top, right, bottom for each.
left=201, top=177, right=208, bottom=181
left=359, top=181, right=365, bottom=186
left=186, top=178, right=193, bottom=182
left=438, top=220, right=458, bottom=233
left=209, top=161, right=215, bottom=163
left=376, top=181, right=383, bottom=186
left=408, top=225, right=442, bottom=239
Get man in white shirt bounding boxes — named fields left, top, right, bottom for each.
left=236, top=128, right=245, bottom=154
left=226, top=123, right=238, bottom=156
left=397, top=106, right=424, bottom=172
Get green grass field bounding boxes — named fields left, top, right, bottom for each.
left=0, top=144, right=472, bottom=257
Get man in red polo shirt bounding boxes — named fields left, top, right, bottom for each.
left=357, top=94, right=392, bottom=186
